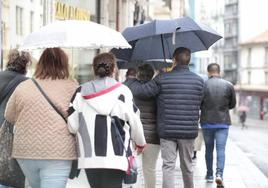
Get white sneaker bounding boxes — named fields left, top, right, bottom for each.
left=215, top=176, right=223, bottom=186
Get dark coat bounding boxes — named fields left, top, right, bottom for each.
left=125, top=79, right=159, bottom=144
left=127, top=65, right=204, bottom=140
left=0, top=70, right=27, bottom=125
left=200, top=76, right=236, bottom=125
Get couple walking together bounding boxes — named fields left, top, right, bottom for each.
left=126, top=47, right=236, bottom=188
left=0, top=48, right=145, bottom=188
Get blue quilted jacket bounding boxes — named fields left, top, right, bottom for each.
left=129, top=65, right=204, bottom=139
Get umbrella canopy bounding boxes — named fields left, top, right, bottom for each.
left=238, top=106, right=249, bottom=112
left=111, top=17, right=222, bottom=61
left=20, top=20, right=131, bottom=50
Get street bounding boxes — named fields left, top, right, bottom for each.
left=230, top=115, right=268, bottom=178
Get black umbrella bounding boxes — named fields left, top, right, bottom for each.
left=112, top=17, right=222, bottom=62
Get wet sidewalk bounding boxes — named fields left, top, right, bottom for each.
left=67, top=133, right=268, bottom=188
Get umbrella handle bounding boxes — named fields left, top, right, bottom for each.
left=172, top=27, right=181, bottom=45
left=160, top=34, right=166, bottom=64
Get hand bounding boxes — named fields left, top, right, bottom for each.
left=135, top=144, right=146, bottom=155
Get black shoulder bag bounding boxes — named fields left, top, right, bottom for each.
left=31, top=78, right=80, bottom=179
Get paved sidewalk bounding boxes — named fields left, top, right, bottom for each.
left=66, top=136, right=268, bottom=188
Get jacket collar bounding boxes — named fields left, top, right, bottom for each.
left=209, top=75, right=221, bottom=79
left=173, top=65, right=189, bottom=71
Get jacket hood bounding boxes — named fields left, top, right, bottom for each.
left=81, top=78, right=121, bottom=115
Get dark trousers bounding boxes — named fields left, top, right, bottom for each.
left=85, top=169, right=124, bottom=188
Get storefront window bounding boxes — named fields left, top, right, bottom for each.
left=246, top=96, right=260, bottom=119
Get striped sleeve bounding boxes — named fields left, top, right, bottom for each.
left=67, top=87, right=81, bottom=134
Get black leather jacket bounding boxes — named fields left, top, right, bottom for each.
left=200, top=76, right=236, bottom=125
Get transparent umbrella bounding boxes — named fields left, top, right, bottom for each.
left=20, top=20, right=131, bottom=50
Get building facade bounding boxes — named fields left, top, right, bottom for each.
left=238, top=31, right=268, bottom=120
left=1, top=0, right=44, bottom=69
left=223, top=0, right=239, bottom=84
left=0, top=0, right=138, bottom=83
left=194, top=0, right=224, bottom=75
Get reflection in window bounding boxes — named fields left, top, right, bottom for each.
left=247, top=48, right=251, bottom=68
left=16, top=6, right=23, bottom=35
left=265, top=47, right=268, bottom=66
left=265, top=72, right=268, bottom=85
left=248, top=71, right=251, bottom=84
left=30, top=11, right=34, bottom=32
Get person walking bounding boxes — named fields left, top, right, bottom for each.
left=0, top=49, right=30, bottom=126
left=124, top=68, right=137, bottom=85
left=67, top=53, right=146, bottom=188
left=5, top=48, right=78, bottom=188
left=192, top=126, right=203, bottom=160
left=125, top=47, right=204, bottom=188
left=0, top=49, right=31, bottom=188
left=200, top=63, right=236, bottom=186
left=239, top=111, right=247, bottom=129
left=126, top=64, right=160, bottom=188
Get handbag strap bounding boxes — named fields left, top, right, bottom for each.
left=0, top=74, right=22, bottom=105
left=111, top=118, right=128, bottom=154
left=31, top=78, right=67, bottom=123
left=111, top=118, right=131, bottom=168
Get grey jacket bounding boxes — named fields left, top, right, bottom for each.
left=128, top=65, right=204, bottom=140
left=200, top=76, right=236, bottom=125
left=0, top=71, right=27, bottom=125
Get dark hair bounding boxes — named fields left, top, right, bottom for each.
left=126, top=68, right=137, bottom=78
left=207, top=63, right=220, bottom=74
left=93, top=53, right=115, bottom=78
left=6, top=49, right=31, bottom=75
left=34, top=48, right=69, bottom=80
left=137, top=64, right=154, bottom=82
left=172, top=47, right=191, bottom=65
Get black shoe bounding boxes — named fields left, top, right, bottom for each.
left=205, top=175, right=213, bottom=183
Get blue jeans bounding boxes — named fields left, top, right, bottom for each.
left=202, top=128, right=229, bottom=178
left=17, top=159, right=71, bottom=188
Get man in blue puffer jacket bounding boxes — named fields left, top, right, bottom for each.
left=128, top=47, right=204, bottom=188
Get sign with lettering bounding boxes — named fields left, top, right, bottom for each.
left=55, top=2, right=90, bottom=21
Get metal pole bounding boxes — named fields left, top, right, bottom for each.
left=0, top=0, right=3, bottom=70
left=116, top=0, right=119, bottom=31
left=96, top=0, right=101, bottom=54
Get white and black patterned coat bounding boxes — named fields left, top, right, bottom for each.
left=68, top=81, right=146, bottom=171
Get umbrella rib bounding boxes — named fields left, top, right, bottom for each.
left=194, top=31, right=208, bottom=50
left=164, top=37, right=172, bottom=58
